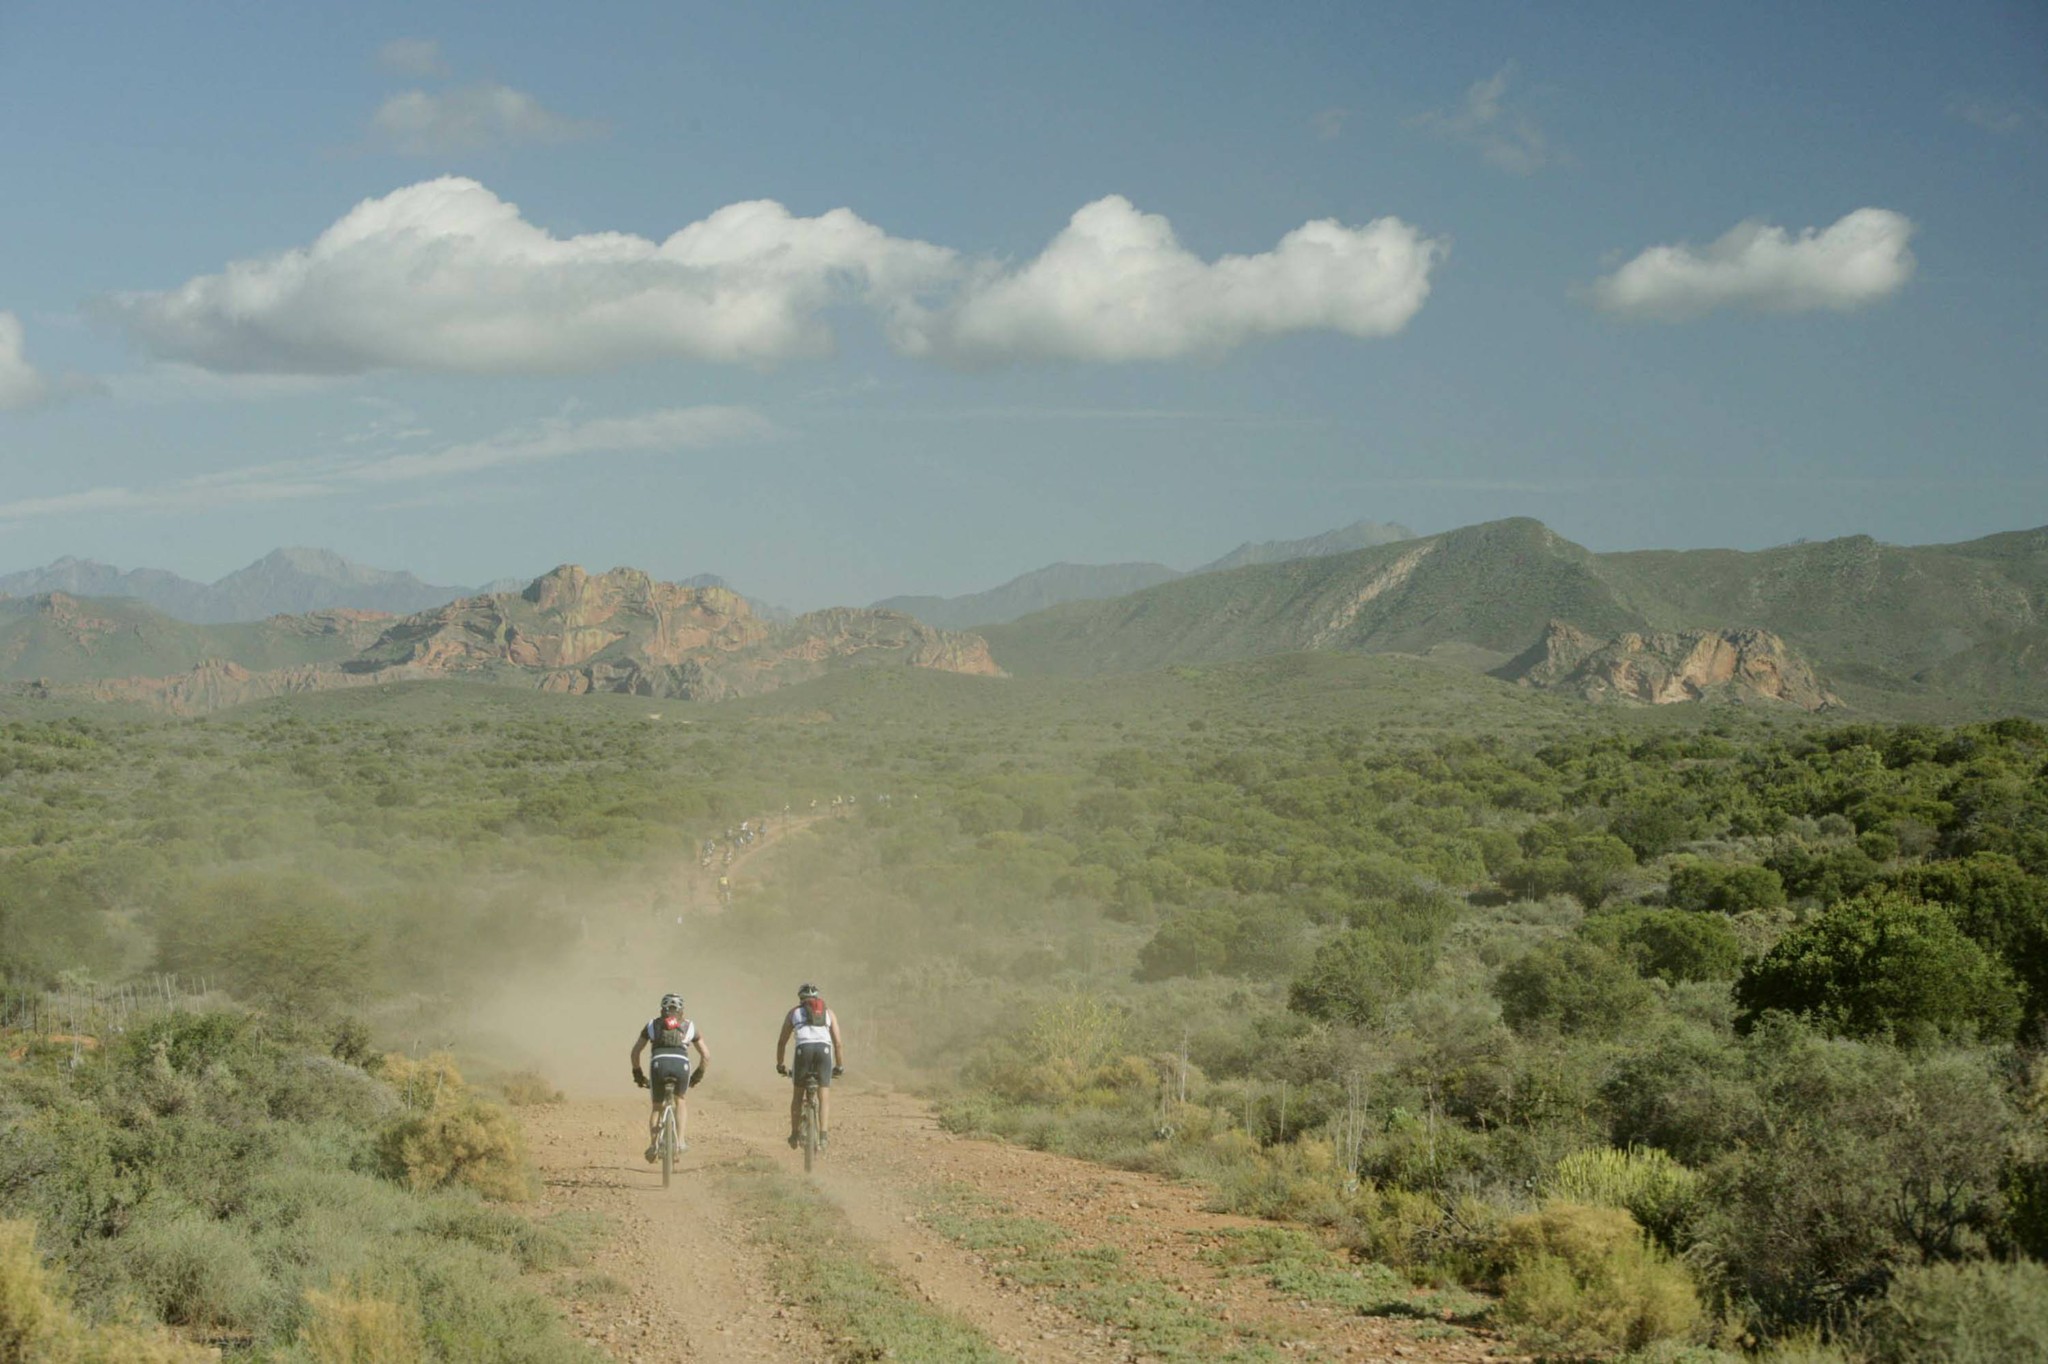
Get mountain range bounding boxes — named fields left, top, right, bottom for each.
left=0, top=549, right=785, bottom=626
left=1, top=567, right=993, bottom=714
left=871, top=519, right=1416, bottom=627
left=4, top=518, right=2043, bottom=719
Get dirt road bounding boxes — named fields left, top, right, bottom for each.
left=523, top=1080, right=1520, bottom=1363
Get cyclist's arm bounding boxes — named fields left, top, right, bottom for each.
left=775, top=1015, right=794, bottom=1068
left=828, top=1013, right=845, bottom=1066
left=629, top=1031, right=648, bottom=1074
left=693, top=1033, right=711, bottom=1064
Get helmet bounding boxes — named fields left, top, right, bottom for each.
left=797, top=983, right=820, bottom=1000
left=660, top=992, right=684, bottom=1015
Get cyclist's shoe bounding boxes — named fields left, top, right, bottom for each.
left=787, top=1133, right=801, bottom=1149
left=818, top=1130, right=829, bottom=1149
left=677, top=1140, right=689, bottom=1154
left=644, top=1144, right=658, bottom=1164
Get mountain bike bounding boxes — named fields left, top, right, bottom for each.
left=655, top=1079, right=682, bottom=1187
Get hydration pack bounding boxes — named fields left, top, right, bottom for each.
left=655, top=1014, right=693, bottom=1051
left=798, top=997, right=828, bottom=1030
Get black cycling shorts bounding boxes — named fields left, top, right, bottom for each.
left=650, top=1053, right=692, bottom=1105
left=792, top=1042, right=833, bottom=1088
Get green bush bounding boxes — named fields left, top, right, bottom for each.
left=0, top=1216, right=217, bottom=1363
left=1667, top=861, right=1785, bottom=915
left=120, top=1197, right=269, bottom=1331
left=1585, top=908, right=1744, bottom=983
left=1495, top=939, right=1655, bottom=1037
left=1857, top=1259, right=2048, bottom=1364
left=1493, top=1202, right=1702, bottom=1353
left=1287, top=926, right=1437, bottom=1025
left=1734, top=890, right=2023, bottom=1041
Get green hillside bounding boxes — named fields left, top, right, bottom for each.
left=982, top=519, right=2048, bottom=718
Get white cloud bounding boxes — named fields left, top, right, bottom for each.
left=108, top=180, right=1440, bottom=375
left=0, top=312, right=51, bottom=411
left=1948, top=95, right=2038, bottom=135
left=372, top=84, right=602, bottom=155
left=1409, top=64, right=1558, bottom=175
left=1311, top=107, right=1349, bottom=141
left=897, top=196, right=1445, bottom=365
left=1591, top=208, right=1916, bottom=321
left=0, top=406, right=770, bottom=523
left=106, top=177, right=960, bottom=375
left=377, top=37, right=447, bottom=77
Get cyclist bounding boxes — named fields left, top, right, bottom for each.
left=775, top=983, right=844, bottom=1149
left=630, top=992, right=710, bottom=1163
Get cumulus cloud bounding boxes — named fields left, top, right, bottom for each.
left=897, top=196, right=1446, bottom=364
left=372, top=84, right=602, bottom=155
left=106, top=180, right=1441, bottom=374
left=0, top=312, right=52, bottom=411
left=1591, top=208, right=1916, bottom=321
left=377, top=37, right=447, bottom=77
left=0, top=406, right=769, bottom=522
left=1409, top=64, right=1558, bottom=175
left=105, top=177, right=960, bottom=374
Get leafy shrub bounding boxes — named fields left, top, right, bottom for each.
left=121, top=1198, right=268, bottom=1331
left=1700, top=1028, right=2017, bottom=1332
left=1857, top=1259, right=2048, bottom=1364
left=377, top=1100, right=529, bottom=1202
left=1287, top=927, right=1436, bottom=1025
left=1492, top=1203, right=1702, bottom=1354
left=1495, top=939, right=1654, bottom=1037
left=1585, top=908, right=1744, bottom=983
left=1734, top=890, right=2023, bottom=1041
left=1667, top=862, right=1785, bottom=915
left=1545, top=1146, right=1701, bottom=1249
left=0, top=1217, right=216, bottom=1363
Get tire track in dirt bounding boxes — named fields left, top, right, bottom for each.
left=527, top=1081, right=1518, bottom=1363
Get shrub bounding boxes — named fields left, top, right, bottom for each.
left=1585, top=909, right=1744, bottom=984
left=1734, top=890, right=2023, bottom=1041
left=1668, top=862, right=1786, bottom=915
left=0, top=1217, right=216, bottom=1363
left=1493, top=1203, right=1703, bottom=1354
left=1857, top=1259, right=2048, bottom=1364
left=300, top=1278, right=422, bottom=1364
left=1495, top=940, right=1654, bottom=1037
left=497, top=1071, right=562, bottom=1107
left=377, top=1099, right=530, bottom=1202
left=1545, top=1146, right=1701, bottom=1250
left=1287, top=927, right=1436, bottom=1025
left=121, top=1199, right=268, bottom=1331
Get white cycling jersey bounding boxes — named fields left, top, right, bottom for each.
left=788, top=1005, right=835, bottom=1048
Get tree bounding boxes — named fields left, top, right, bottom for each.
left=1733, top=890, right=2022, bottom=1042
left=1584, top=908, right=1743, bottom=983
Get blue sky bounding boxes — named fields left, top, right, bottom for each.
left=2, top=1, right=2043, bottom=608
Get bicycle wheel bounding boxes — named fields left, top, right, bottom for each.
left=802, top=1081, right=819, bottom=1173
left=660, top=1098, right=677, bottom=1187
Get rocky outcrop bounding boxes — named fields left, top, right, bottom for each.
left=1503, top=621, right=1841, bottom=709
left=25, top=566, right=1003, bottom=713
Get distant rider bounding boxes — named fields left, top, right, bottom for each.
left=630, top=992, right=710, bottom=1162
left=775, top=983, right=844, bottom=1149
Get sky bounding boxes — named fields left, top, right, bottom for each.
left=2, top=0, right=2044, bottom=610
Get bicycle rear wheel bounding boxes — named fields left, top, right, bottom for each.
left=660, top=1099, right=677, bottom=1187
left=802, top=1082, right=819, bottom=1173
